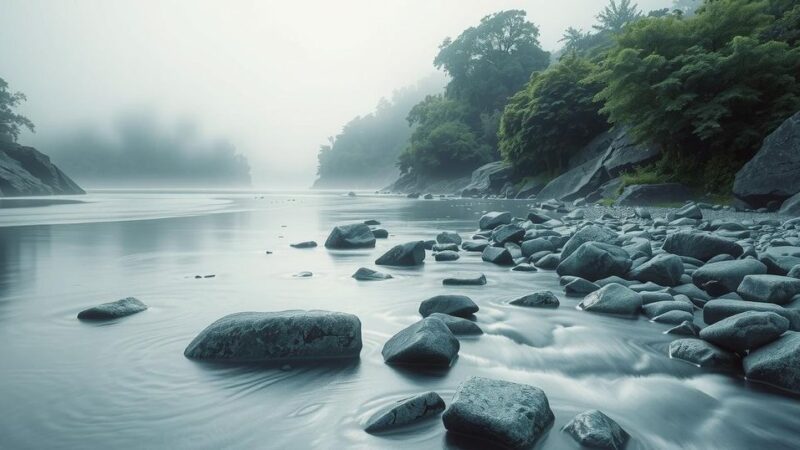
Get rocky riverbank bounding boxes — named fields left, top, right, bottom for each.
left=0, top=140, right=84, bottom=196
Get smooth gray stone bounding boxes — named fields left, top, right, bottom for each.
left=482, top=246, right=514, bottom=266
left=535, top=253, right=561, bottom=270
left=290, top=241, right=318, bottom=249
left=640, top=292, right=673, bottom=305
left=363, top=219, right=380, bottom=225
left=703, top=299, right=800, bottom=331
left=737, top=275, right=800, bottom=305
left=666, top=320, right=701, bottom=336
left=616, top=183, right=692, bottom=207
left=434, top=250, right=460, bottom=262
left=669, top=338, right=740, bottom=369
left=511, top=263, right=538, bottom=272
left=627, top=253, right=684, bottom=286
left=510, top=291, right=560, bottom=308
left=324, top=223, right=376, bottom=249
left=77, top=297, right=147, bottom=320
left=662, top=231, right=743, bottom=261
left=371, top=228, right=389, bottom=239
left=382, top=318, right=458, bottom=367
left=461, top=240, right=489, bottom=252
left=596, top=276, right=637, bottom=287
left=561, top=225, right=619, bottom=259
left=700, top=311, right=789, bottom=353
left=419, top=295, right=479, bottom=318
left=744, top=332, right=800, bottom=393
left=565, top=277, right=601, bottom=296
left=642, top=300, right=693, bottom=319
left=432, top=243, right=460, bottom=252
left=557, top=242, right=631, bottom=282
left=442, top=376, right=554, bottom=448
left=692, top=259, right=768, bottom=295
left=562, top=409, right=629, bottom=450
left=670, top=203, right=703, bottom=220
left=579, top=283, right=642, bottom=316
left=521, top=238, right=555, bottom=257
left=442, top=273, right=487, bottom=286
left=672, top=283, right=712, bottom=304
left=436, top=231, right=462, bottom=245
left=652, top=310, right=694, bottom=324
left=293, top=271, right=313, bottom=278
left=760, top=254, right=800, bottom=276
left=479, top=211, right=512, bottom=230
left=184, top=310, right=362, bottom=362
left=352, top=267, right=393, bottom=281
left=492, top=224, right=525, bottom=245
left=365, top=391, right=446, bottom=433
left=429, top=313, right=483, bottom=335
left=375, top=241, right=426, bottom=266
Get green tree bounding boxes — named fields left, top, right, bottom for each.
left=0, top=77, right=35, bottom=141
left=594, top=0, right=642, bottom=33
left=499, top=54, right=609, bottom=175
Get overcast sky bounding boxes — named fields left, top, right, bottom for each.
left=0, top=0, right=671, bottom=187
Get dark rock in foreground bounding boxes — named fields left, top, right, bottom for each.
left=699, top=311, right=789, bottom=353
left=382, top=317, right=459, bottom=367
left=184, top=310, right=362, bottom=362
left=375, top=241, right=426, bottom=266
left=419, top=295, right=479, bottom=318
left=744, top=332, right=800, bottom=393
left=77, top=297, right=148, bottom=320
left=692, top=259, right=768, bottom=295
left=0, top=141, right=85, bottom=196
left=324, top=224, right=376, bottom=249
left=562, top=409, right=629, bottom=450
left=442, top=376, right=554, bottom=448
left=668, top=338, right=739, bottom=369
left=510, top=291, right=560, bottom=308
left=365, top=391, right=446, bottom=433
left=352, top=267, right=393, bottom=281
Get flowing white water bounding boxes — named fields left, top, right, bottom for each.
left=0, top=191, right=798, bottom=449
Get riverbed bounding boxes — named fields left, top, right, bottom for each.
left=0, top=190, right=798, bottom=449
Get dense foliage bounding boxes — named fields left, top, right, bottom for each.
left=0, top=77, right=34, bottom=141
left=315, top=77, right=442, bottom=187
left=499, top=55, right=609, bottom=175
left=594, top=0, right=800, bottom=190
left=397, top=10, right=549, bottom=177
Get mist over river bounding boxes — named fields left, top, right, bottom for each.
left=1, top=191, right=799, bottom=449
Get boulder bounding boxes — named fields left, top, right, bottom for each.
left=442, top=376, right=554, bottom=448
left=642, top=300, right=693, bottom=319
left=699, top=311, right=789, bottom=353
left=371, top=228, right=389, bottom=239
left=562, top=409, right=629, bottom=450
left=692, top=259, right=768, bottom=295
left=578, top=283, right=642, bottom=316
left=429, top=313, right=483, bottom=335
left=561, top=225, right=619, bottom=259
left=443, top=273, right=487, bottom=286
left=564, top=277, right=601, bottom=296
left=382, top=317, right=459, bottom=367
left=461, top=240, right=489, bottom=252
left=77, top=297, right=147, bottom=320
left=669, top=203, right=703, bottom=221
left=352, top=267, right=393, bottom=281
left=521, top=238, right=555, bottom=257
left=535, top=253, right=561, bottom=270
left=419, top=295, right=479, bottom=318
left=482, top=246, right=515, bottom=266
left=780, top=192, right=800, bottom=216
left=652, top=310, right=694, bottom=324
left=662, top=231, right=743, bottom=261
left=627, top=253, right=684, bottom=286
left=365, top=392, right=446, bottom=433
left=461, top=161, right=513, bottom=197
left=557, top=242, right=632, bottom=282
left=737, top=275, right=800, bottom=305
left=537, top=154, right=610, bottom=202
left=436, top=231, right=462, bottom=245
left=733, top=111, right=800, bottom=207
left=703, top=300, right=800, bottom=331
left=184, top=310, right=362, bottom=362
left=743, top=332, right=800, bottom=393
left=668, top=338, right=739, bottom=369
left=324, top=223, right=376, bottom=249
left=509, top=291, right=560, bottom=308
left=491, top=224, right=525, bottom=245
left=375, top=241, right=426, bottom=266
left=615, top=183, right=693, bottom=206
left=434, top=250, right=460, bottom=262
left=479, top=211, right=512, bottom=230
left=666, top=320, right=701, bottom=336
left=0, top=141, right=85, bottom=196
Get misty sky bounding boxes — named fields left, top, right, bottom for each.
left=0, top=0, right=670, bottom=187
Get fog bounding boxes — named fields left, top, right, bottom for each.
left=0, top=0, right=670, bottom=188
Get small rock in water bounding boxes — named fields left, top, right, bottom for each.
left=77, top=297, right=148, bottom=320
left=432, top=243, right=460, bottom=252
left=564, top=277, right=600, bottom=296
left=382, top=317, right=459, bottom=367
left=290, top=241, right=317, bottom=249
left=737, top=274, right=800, bottom=305
left=429, top=313, right=483, bottom=335
left=434, top=250, right=460, bottom=262
left=436, top=231, right=462, bottom=245
left=293, top=271, right=313, bottom=278
left=668, top=338, right=739, bottom=369
left=665, top=320, right=701, bottom=336
left=442, top=376, right=555, bottom=448
left=324, top=224, right=376, bottom=249
left=578, top=283, right=642, bottom=316
left=375, top=241, right=426, bottom=266
left=491, top=224, right=525, bottom=245
left=510, top=291, right=560, bottom=308
left=371, top=228, right=389, bottom=239
left=352, top=267, right=393, bottom=281
left=743, top=332, right=800, bottom=393
left=699, top=311, right=789, bottom=353
left=365, top=391, right=446, bottom=433
left=562, top=409, right=629, bottom=450
left=478, top=211, right=512, bottom=230
left=203, top=274, right=215, bottom=278
left=481, top=246, right=514, bottom=266
left=442, top=273, right=486, bottom=286
left=363, top=219, right=380, bottom=225
left=419, top=295, right=479, bottom=318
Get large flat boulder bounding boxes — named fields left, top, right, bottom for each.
left=0, top=141, right=85, bottom=196
left=734, top=111, right=800, bottom=207
left=442, top=376, right=554, bottom=448
left=615, top=183, right=693, bottom=206
left=375, top=241, right=426, bottom=266
left=324, top=223, right=376, bottom=249
left=692, top=259, right=768, bottom=295
left=184, top=310, right=362, bottom=362
left=662, top=231, right=743, bottom=262
left=460, top=161, right=513, bottom=197
left=743, top=331, right=800, bottom=393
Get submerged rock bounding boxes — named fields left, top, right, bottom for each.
left=442, top=376, right=554, bottom=448
left=510, top=291, right=560, bottom=308
left=184, top=310, right=362, bottom=362
left=699, top=311, right=789, bottom=353
left=743, top=332, right=800, bottom=393
left=352, top=267, right=393, bottom=281
left=365, top=392, right=446, bottom=433
left=442, top=273, right=487, bottom=286
left=382, top=317, right=459, bottom=367
left=77, top=297, right=148, bottom=320
left=668, top=338, right=739, bottom=369
left=375, top=241, right=426, bottom=266
left=324, top=224, right=376, bottom=249
left=419, top=295, right=479, bottom=318
left=562, top=409, right=629, bottom=450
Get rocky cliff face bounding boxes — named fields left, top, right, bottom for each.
left=0, top=141, right=85, bottom=197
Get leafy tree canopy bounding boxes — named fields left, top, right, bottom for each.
left=0, top=77, right=34, bottom=141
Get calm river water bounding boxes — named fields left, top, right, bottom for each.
left=0, top=191, right=798, bottom=449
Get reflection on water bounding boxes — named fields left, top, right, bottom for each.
left=0, top=191, right=798, bottom=449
